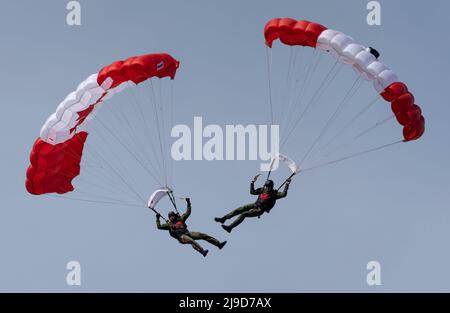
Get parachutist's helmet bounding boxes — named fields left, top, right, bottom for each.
left=264, top=180, right=274, bottom=189
left=168, top=211, right=177, bottom=219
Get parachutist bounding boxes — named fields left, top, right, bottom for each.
left=215, top=175, right=291, bottom=233
left=156, top=198, right=227, bottom=257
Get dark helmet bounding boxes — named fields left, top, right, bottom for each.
left=168, top=211, right=178, bottom=219
left=264, top=179, right=274, bottom=189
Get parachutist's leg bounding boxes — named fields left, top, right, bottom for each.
left=222, top=204, right=255, bottom=220
left=179, top=235, right=206, bottom=255
left=188, top=232, right=221, bottom=247
left=227, top=208, right=263, bottom=230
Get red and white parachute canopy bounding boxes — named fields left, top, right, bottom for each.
left=264, top=18, right=425, bottom=142
left=26, top=53, right=180, bottom=195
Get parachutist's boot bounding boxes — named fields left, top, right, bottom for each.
left=218, top=241, right=227, bottom=250
left=222, top=225, right=233, bottom=233
left=201, top=249, right=209, bottom=257
left=214, top=217, right=226, bottom=224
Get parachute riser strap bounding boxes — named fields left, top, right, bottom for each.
left=266, top=157, right=277, bottom=181
left=277, top=173, right=296, bottom=191
left=150, top=207, right=168, bottom=223
left=167, top=191, right=179, bottom=215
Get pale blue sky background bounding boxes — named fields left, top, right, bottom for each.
left=0, top=0, right=449, bottom=292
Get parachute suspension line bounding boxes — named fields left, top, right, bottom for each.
left=52, top=131, right=105, bottom=171
left=84, top=121, right=154, bottom=201
left=282, top=54, right=330, bottom=141
left=131, top=84, right=163, bottom=177
left=131, top=87, right=167, bottom=177
left=82, top=164, right=104, bottom=169
left=57, top=142, right=94, bottom=166
left=281, top=46, right=298, bottom=120
left=265, top=47, right=274, bottom=125
left=148, top=79, right=168, bottom=187
left=67, top=144, right=131, bottom=199
left=94, top=116, right=164, bottom=187
left=280, top=47, right=304, bottom=137
left=107, top=100, right=165, bottom=188
left=318, top=95, right=380, bottom=153
left=266, top=157, right=277, bottom=181
left=286, top=46, right=294, bottom=85
left=302, top=140, right=404, bottom=172
left=107, top=96, right=145, bottom=157
left=74, top=189, right=140, bottom=205
left=49, top=150, right=145, bottom=205
left=148, top=206, right=169, bottom=223
left=299, top=74, right=363, bottom=166
left=354, top=115, right=395, bottom=140
left=151, top=79, right=166, bottom=179
left=45, top=194, right=144, bottom=208
left=121, top=88, right=165, bottom=180
left=279, top=46, right=303, bottom=136
left=289, top=46, right=302, bottom=80
left=83, top=121, right=148, bottom=203
left=277, top=172, right=297, bottom=191
left=88, top=100, right=164, bottom=190
left=286, top=60, right=339, bottom=141
left=61, top=143, right=103, bottom=170
left=110, top=106, right=145, bottom=159
left=311, top=114, right=397, bottom=164
left=64, top=128, right=143, bottom=202
left=281, top=58, right=341, bottom=148
left=282, top=49, right=321, bottom=137
left=84, top=140, right=147, bottom=204
left=151, top=209, right=167, bottom=222
left=158, top=79, right=170, bottom=187
left=288, top=46, right=302, bottom=90
left=75, top=166, right=136, bottom=199
left=167, top=190, right=179, bottom=214
left=44, top=166, right=136, bottom=204
left=169, top=80, right=175, bottom=188
left=72, top=176, right=138, bottom=202
left=293, top=46, right=306, bottom=83
left=277, top=47, right=293, bottom=128
left=84, top=114, right=155, bottom=199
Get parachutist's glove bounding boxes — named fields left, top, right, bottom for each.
left=156, top=213, right=161, bottom=219
left=252, top=174, right=261, bottom=183
left=286, top=178, right=292, bottom=184
left=186, top=198, right=191, bottom=204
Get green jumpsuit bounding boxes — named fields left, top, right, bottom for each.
left=221, top=180, right=290, bottom=230
left=156, top=200, right=222, bottom=255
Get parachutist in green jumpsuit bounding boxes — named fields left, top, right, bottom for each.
left=156, top=198, right=227, bottom=257
left=215, top=175, right=291, bottom=233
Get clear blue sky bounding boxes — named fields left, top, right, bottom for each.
left=0, top=0, right=449, bottom=292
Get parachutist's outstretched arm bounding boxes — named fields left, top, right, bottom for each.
left=181, top=198, right=191, bottom=222
left=156, top=216, right=169, bottom=230
left=250, top=181, right=262, bottom=195
left=276, top=181, right=291, bottom=199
